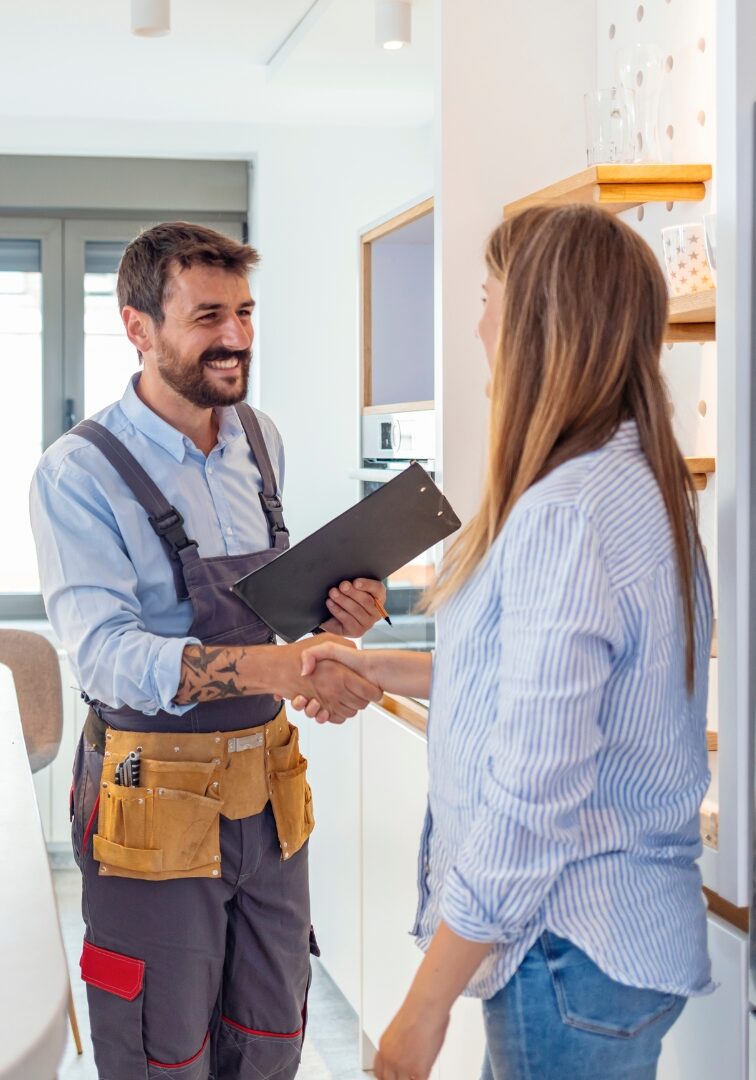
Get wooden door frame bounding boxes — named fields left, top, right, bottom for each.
left=360, top=196, right=434, bottom=411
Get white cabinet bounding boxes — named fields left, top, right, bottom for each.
left=658, top=915, right=748, bottom=1080
left=360, top=701, right=487, bottom=1079
left=300, top=709, right=363, bottom=1012
left=360, top=703, right=430, bottom=1053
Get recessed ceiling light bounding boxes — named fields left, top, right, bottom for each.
left=131, top=0, right=170, bottom=37
left=376, top=0, right=411, bottom=50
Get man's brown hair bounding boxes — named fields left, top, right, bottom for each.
left=116, top=221, right=260, bottom=323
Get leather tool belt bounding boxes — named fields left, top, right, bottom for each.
left=91, top=707, right=314, bottom=881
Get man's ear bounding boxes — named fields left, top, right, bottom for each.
left=122, top=306, right=156, bottom=356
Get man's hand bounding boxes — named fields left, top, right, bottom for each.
left=319, top=578, right=387, bottom=638
left=290, top=641, right=379, bottom=723
left=271, top=635, right=381, bottom=723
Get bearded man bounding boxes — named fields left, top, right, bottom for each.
left=30, top=222, right=385, bottom=1080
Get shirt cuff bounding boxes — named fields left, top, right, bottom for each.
left=439, top=867, right=513, bottom=944
left=150, top=635, right=202, bottom=716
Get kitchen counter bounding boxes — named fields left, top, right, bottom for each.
left=378, top=693, right=429, bottom=735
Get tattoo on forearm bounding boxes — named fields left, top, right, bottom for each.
left=175, top=645, right=253, bottom=704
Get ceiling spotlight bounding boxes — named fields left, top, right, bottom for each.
left=376, top=0, right=411, bottom=50
left=131, top=0, right=170, bottom=37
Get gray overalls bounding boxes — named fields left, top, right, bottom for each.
left=69, top=403, right=317, bottom=1080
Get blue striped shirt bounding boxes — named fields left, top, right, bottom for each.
left=413, top=422, right=714, bottom=999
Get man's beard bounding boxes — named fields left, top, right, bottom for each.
left=155, top=336, right=251, bottom=407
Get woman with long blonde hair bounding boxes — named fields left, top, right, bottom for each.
left=297, top=204, right=714, bottom=1079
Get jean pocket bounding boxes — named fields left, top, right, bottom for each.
left=542, top=933, right=681, bottom=1039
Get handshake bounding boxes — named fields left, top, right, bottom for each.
left=262, top=580, right=431, bottom=722
left=274, top=634, right=382, bottom=724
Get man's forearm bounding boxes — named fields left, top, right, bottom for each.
left=175, top=643, right=280, bottom=704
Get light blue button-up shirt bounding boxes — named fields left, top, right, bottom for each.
left=414, top=423, right=714, bottom=1000
left=29, top=374, right=285, bottom=717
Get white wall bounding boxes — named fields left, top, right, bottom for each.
left=435, top=0, right=596, bottom=524
left=250, top=122, right=433, bottom=1005
left=252, top=123, right=434, bottom=542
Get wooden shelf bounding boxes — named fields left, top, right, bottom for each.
left=706, top=730, right=718, bottom=752
left=703, top=887, right=749, bottom=933
left=665, top=289, right=716, bottom=343
left=362, top=401, right=434, bottom=415
left=503, top=164, right=712, bottom=218
left=684, top=456, right=715, bottom=491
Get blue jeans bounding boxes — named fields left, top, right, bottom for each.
left=480, top=933, right=686, bottom=1080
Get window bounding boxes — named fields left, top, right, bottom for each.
left=0, top=214, right=244, bottom=618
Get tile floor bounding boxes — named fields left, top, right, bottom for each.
left=53, top=867, right=366, bottom=1079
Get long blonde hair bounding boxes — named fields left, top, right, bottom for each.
left=423, top=203, right=705, bottom=691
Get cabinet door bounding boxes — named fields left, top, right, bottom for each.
left=361, top=704, right=430, bottom=1048
left=301, top=708, right=362, bottom=1012
left=438, top=996, right=487, bottom=1080
left=658, top=915, right=747, bottom=1080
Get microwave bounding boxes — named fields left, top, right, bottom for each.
left=352, top=410, right=437, bottom=652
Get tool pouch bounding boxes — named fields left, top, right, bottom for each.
left=266, top=722, right=315, bottom=861
left=94, top=756, right=223, bottom=881
left=91, top=710, right=314, bottom=880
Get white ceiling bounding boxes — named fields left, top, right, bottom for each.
left=0, top=0, right=433, bottom=129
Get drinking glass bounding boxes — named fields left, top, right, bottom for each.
left=661, top=223, right=715, bottom=297
left=616, top=44, right=664, bottom=163
left=584, top=87, right=636, bottom=166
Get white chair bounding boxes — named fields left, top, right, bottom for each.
left=0, top=629, right=83, bottom=1056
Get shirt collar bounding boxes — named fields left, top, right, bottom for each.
left=119, top=373, right=246, bottom=461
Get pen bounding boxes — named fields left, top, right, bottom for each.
left=374, top=596, right=393, bottom=627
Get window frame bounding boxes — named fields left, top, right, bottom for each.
left=0, top=217, right=62, bottom=619
left=0, top=213, right=244, bottom=620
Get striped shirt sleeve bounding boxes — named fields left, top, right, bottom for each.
left=440, top=502, right=619, bottom=943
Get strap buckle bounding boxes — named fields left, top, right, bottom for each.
left=148, top=507, right=197, bottom=557
left=259, top=492, right=288, bottom=535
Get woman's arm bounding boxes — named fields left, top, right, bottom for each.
left=294, top=644, right=432, bottom=722
left=374, top=922, right=492, bottom=1080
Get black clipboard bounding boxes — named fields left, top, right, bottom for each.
left=231, top=463, right=461, bottom=642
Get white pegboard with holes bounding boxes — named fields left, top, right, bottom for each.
left=597, top=1, right=718, bottom=714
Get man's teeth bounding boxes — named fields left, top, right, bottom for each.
left=206, top=358, right=239, bottom=369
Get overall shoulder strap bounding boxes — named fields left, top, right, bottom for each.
left=72, top=419, right=197, bottom=600
left=234, top=404, right=289, bottom=551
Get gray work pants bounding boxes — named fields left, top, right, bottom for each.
left=72, top=737, right=314, bottom=1080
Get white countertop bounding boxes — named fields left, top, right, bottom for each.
left=0, top=662, right=68, bottom=1079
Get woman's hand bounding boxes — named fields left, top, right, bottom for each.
left=373, top=1000, right=449, bottom=1080
left=270, top=635, right=381, bottom=722
left=373, top=923, right=491, bottom=1079
left=289, top=641, right=378, bottom=724
left=318, top=577, right=387, bottom=638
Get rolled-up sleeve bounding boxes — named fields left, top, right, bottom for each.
left=440, top=503, right=618, bottom=943
left=30, top=458, right=200, bottom=716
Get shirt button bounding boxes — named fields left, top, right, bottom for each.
left=226, top=526, right=233, bottom=535
left=207, top=466, right=213, bottom=475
